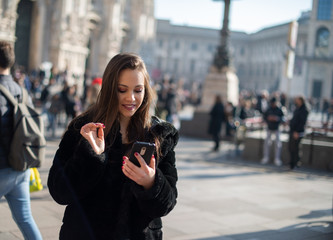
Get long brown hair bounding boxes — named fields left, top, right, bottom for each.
left=85, top=53, right=156, bottom=146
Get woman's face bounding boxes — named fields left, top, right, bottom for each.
left=117, top=69, right=145, bottom=121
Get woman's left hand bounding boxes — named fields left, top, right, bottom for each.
left=122, top=154, right=156, bottom=190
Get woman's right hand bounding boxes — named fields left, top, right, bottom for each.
left=80, top=122, right=105, bottom=154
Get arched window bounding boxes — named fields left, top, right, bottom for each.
left=316, top=27, right=330, bottom=48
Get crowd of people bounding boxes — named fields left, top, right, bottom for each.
left=10, top=60, right=333, bottom=142
left=207, top=89, right=315, bottom=170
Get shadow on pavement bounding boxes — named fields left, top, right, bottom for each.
left=195, top=221, right=333, bottom=240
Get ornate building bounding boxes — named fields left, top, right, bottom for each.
left=0, top=0, right=155, bottom=92
left=153, top=0, right=333, bottom=100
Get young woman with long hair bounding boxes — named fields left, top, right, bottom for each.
left=48, top=53, right=179, bottom=240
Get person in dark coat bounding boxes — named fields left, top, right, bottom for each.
left=208, top=95, right=225, bottom=151
left=47, top=53, right=179, bottom=240
left=288, top=95, right=309, bottom=170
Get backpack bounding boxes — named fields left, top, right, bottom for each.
left=0, top=84, right=46, bottom=171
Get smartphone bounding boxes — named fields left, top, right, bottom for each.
left=129, top=141, right=155, bottom=167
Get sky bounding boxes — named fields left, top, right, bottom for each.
left=154, top=0, right=313, bottom=34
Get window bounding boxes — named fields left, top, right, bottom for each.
left=316, top=27, right=330, bottom=47
left=294, top=57, right=303, bottom=75
left=317, top=0, right=332, bottom=20
left=207, top=44, right=214, bottom=52
left=269, top=64, right=274, bottom=77
left=175, top=41, right=179, bottom=49
left=263, top=64, right=267, bottom=76
left=190, top=59, right=195, bottom=72
left=312, top=80, right=323, bottom=98
left=174, top=59, right=179, bottom=73
left=240, top=47, right=245, bottom=56
left=315, top=27, right=330, bottom=57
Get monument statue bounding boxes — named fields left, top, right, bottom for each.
left=180, top=0, right=239, bottom=138
left=198, top=0, right=239, bottom=112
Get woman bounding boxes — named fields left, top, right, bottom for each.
left=208, top=95, right=225, bottom=151
left=47, top=53, right=179, bottom=240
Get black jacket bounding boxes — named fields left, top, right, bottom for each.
left=208, top=103, right=225, bottom=135
left=289, top=104, right=309, bottom=135
left=263, top=106, right=284, bottom=131
left=47, top=115, right=179, bottom=240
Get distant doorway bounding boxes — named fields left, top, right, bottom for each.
left=312, top=80, right=323, bottom=98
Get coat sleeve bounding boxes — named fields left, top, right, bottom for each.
left=47, top=125, right=107, bottom=205
left=131, top=121, right=179, bottom=218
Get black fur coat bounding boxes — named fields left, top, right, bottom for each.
left=47, top=116, right=179, bottom=240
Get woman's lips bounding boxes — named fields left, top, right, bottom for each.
left=123, top=104, right=136, bottom=111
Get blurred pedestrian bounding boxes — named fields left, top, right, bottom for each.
left=327, top=99, right=333, bottom=127
left=321, top=98, right=329, bottom=123
left=288, top=96, right=309, bottom=170
left=256, top=90, right=269, bottom=114
left=0, top=41, right=42, bottom=240
left=47, top=93, right=63, bottom=137
left=208, top=95, right=225, bottom=151
left=261, top=97, right=285, bottom=166
left=84, top=77, right=102, bottom=110
left=165, top=80, right=179, bottom=128
left=47, top=53, right=179, bottom=240
left=225, top=101, right=236, bottom=137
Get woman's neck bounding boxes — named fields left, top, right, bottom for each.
left=119, top=116, right=130, bottom=143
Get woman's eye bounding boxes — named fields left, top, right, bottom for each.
left=135, top=89, right=143, bottom=93
left=118, top=89, right=126, bottom=93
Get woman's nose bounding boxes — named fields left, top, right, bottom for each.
left=125, top=91, right=135, bottom=101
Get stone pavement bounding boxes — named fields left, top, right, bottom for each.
left=1, top=133, right=333, bottom=240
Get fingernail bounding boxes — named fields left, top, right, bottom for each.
left=123, top=156, right=126, bottom=160
left=122, top=160, right=125, bottom=164
left=121, top=166, right=124, bottom=169
left=135, top=152, right=138, bottom=156
left=102, top=123, right=105, bottom=127
left=152, top=155, right=155, bottom=159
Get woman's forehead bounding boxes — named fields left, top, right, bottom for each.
left=118, top=69, right=145, bottom=85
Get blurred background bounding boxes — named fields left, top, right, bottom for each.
left=0, top=0, right=332, bottom=145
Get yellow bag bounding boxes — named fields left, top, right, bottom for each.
left=29, top=168, right=43, bottom=192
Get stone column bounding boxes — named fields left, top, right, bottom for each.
left=0, top=0, right=20, bottom=43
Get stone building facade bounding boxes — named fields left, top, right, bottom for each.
left=0, top=0, right=155, bottom=91
left=153, top=0, right=333, bottom=100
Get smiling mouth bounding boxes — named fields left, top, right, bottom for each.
left=123, top=104, right=136, bottom=111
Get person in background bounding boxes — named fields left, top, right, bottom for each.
left=84, top=77, right=102, bottom=110
left=0, top=41, right=42, bottom=239
left=256, top=90, right=269, bottom=114
left=321, top=98, right=329, bottom=123
left=208, top=94, right=225, bottom=151
left=327, top=98, right=333, bottom=128
left=47, top=53, right=179, bottom=240
left=261, top=97, right=285, bottom=166
left=288, top=96, right=309, bottom=170
left=225, top=101, right=236, bottom=137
